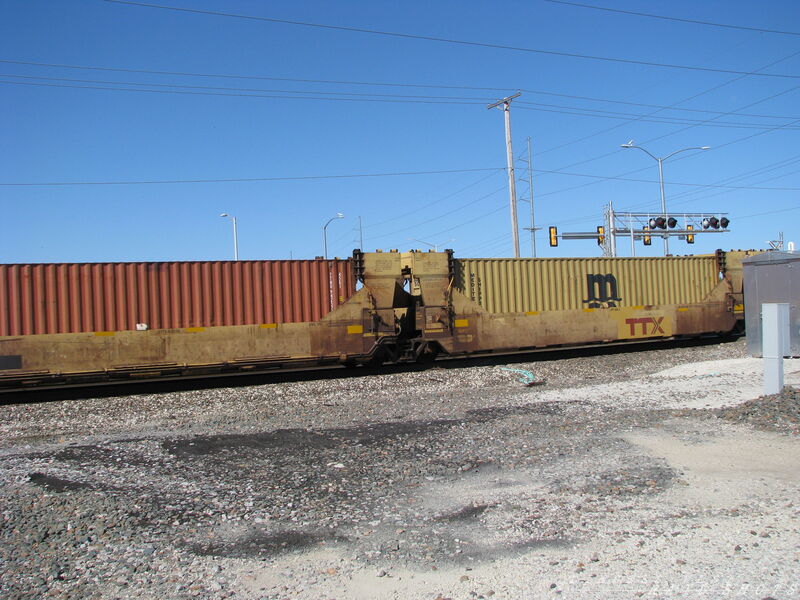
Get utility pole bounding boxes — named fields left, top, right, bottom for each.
left=487, top=92, right=521, bottom=258
left=526, top=136, right=537, bottom=258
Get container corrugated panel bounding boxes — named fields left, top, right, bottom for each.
left=455, top=256, right=720, bottom=314
left=0, top=260, right=355, bottom=336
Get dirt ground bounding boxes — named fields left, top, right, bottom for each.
left=1, top=339, right=799, bottom=599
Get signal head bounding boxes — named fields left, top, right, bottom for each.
left=720, top=217, right=730, bottom=228
left=667, top=217, right=677, bottom=229
left=549, top=226, right=558, bottom=247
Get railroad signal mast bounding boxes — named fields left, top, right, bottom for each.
left=548, top=201, right=730, bottom=257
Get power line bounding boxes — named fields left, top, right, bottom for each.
left=363, top=186, right=507, bottom=243
left=355, top=170, right=502, bottom=232
left=414, top=203, right=509, bottom=242
left=549, top=157, right=800, bottom=230
left=103, top=0, right=800, bottom=79
left=532, top=50, right=800, bottom=161
left=738, top=205, right=800, bottom=219
left=4, top=75, right=797, bottom=132
left=668, top=165, right=800, bottom=209
left=530, top=69, right=800, bottom=203
left=514, top=102, right=800, bottom=130
left=4, top=57, right=798, bottom=121
left=3, top=165, right=796, bottom=191
left=0, top=167, right=504, bottom=187
left=662, top=155, right=800, bottom=205
left=0, top=79, right=482, bottom=105
left=330, top=170, right=504, bottom=246
left=0, top=58, right=504, bottom=91
left=518, top=89, right=800, bottom=121
left=0, top=73, right=494, bottom=102
left=544, top=0, right=800, bottom=37
left=531, top=169, right=800, bottom=191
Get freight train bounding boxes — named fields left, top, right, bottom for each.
left=0, top=249, right=753, bottom=392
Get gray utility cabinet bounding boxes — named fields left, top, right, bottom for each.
left=743, top=251, right=800, bottom=357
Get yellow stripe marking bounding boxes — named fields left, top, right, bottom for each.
left=185, top=327, right=205, bottom=333
left=347, top=325, right=363, bottom=334
left=677, top=307, right=689, bottom=312
left=260, top=323, right=278, bottom=329
left=583, top=308, right=595, bottom=313
left=454, top=319, right=469, bottom=328
left=631, top=305, right=644, bottom=310
left=525, top=311, right=540, bottom=316
left=94, top=331, right=115, bottom=336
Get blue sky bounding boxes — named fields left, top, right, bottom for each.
left=1, top=0, right=798, bottom=263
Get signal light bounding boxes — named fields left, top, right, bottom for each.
left=667, top=217, right=678, bottom=229
left=720, top=217, right=730, bottom=228
left=702, top=217, right=710, bottom=229
left=596, top=226, right=605, bottom=246
left=686, top=224, right=694, bottom=244
left=648, top=216, right=667, bottom=230
left=708, top=216, right=720, bottom=229
left=549, top=226, right=558, bottom=247
left=643, top=226, right=651, bottom=246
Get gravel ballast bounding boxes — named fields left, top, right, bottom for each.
left=1, top=338, right=799, bottom=599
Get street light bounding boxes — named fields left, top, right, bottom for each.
left=219, top=213, right=239, bottom=261
left=620, top=141, right=710, bottom=255
left=408, top=238, right=455, bottom=252
left=323, top=212, right=344, bottom=259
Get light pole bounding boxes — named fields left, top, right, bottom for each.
left=620, top=141, right=710, bottom=255
left=408, top=238, right=455, bottom=252
left=323, top=212, right=344, bottom=259
left=219, top=213, right=239, bottom=260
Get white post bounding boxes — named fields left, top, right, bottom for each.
left=608, top=200, right=617, bottom=257
left=762, top=303, right=790, bottom=395
left=629, top=214, right=636, bottom=257
left=231, top=216, right=239, bottom=261
left=503, top=102, right=520, bottom=258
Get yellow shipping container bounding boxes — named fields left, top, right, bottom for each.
left=454, top=256, right=720, bottom=314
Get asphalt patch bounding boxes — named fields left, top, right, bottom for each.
left=164, top=401, right=583, bottom=458
left=28, top=472, right=92, bottom=493
left=190, top=528, right=346, bottom=558
left=435, top=503, right=492, bottom=522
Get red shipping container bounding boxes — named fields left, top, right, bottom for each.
left=0, top=260, right=355, bottom=336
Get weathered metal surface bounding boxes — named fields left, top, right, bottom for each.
left=0, top=260, right=355, bottom=336
left=0, top=251, right=743, bottom=390
left=454, top=256, right=721, bottom=314
left=0, top=285, right=374, bottom=384
left=442, top=253, right=739, bottom=356
left=743, top=251, right=800, bottom=357
left=445, top=293, right=735, bottom=357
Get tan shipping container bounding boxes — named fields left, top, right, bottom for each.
left=0, top=259, right=355, bottom=336
left=454, top=256, right=720, bottom=314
